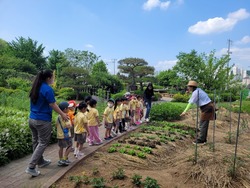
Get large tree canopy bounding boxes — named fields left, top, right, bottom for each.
left=64, top=48, right=99, bottom=72
left=117, top=57, right=155, bottom=90
left=47, top=49, right=68, bottom=71
left=173, top=50, right=232, bottom=90
left=8, top=37, right=47, bottom=70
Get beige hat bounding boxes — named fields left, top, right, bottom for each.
left=187, top=80, right=198, bottom=87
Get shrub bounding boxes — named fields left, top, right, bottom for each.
left=172, top=93, right=189, bottom=103
left=78, top=91, right=91, bottom=100
left=6, top=77, right=31, bottom=91
left=90, top=177, right=105, bottom=188
left=0, top=107, right=32, bottom=165
left=143, top=177, right=160, bottom=188
left=112, top=168, right=126, bottom=180
left=132, top=174, right=142, bottom=186
left=150, top=102, right=186, bottom=121
left=57, top=87, right=76, bottom=100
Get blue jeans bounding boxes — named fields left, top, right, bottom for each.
left=145, top=99, right=152, bottom=119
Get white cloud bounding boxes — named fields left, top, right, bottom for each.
left=143, top=0, right=171, bottom=11
left=188, top=9, right=250, bottom=35
left=85, top=44, right=94, bottom=48
left=235, top=35, right=250, bottom=45
left=155, top=60, right=177, bottom=72
left=218, top=47, right=250, bottom=69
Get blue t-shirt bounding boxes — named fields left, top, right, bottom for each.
left=29, top=82, right=56, bottom=121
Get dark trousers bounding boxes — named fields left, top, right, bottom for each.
left=28, top=119, right=52, bottom=168
left=198, top=120, right=209, bottom=142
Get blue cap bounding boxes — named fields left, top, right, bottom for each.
left=59, top=102, right=69, bottom=111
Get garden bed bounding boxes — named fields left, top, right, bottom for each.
left=53, top=107, right=250, bottom=188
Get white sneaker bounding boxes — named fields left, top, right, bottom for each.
left=76, top=152, right=84, bottom=159
left=86, top=137, right=90, bottom=143
left=145, top=118, right=149, bottom=122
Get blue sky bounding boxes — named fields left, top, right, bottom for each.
left=0, top=0, right=250, bottom=74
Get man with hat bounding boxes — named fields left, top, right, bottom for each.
left=180, top=80, right=215, bottom=145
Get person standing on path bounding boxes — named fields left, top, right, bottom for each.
left=143, top=83, right=154, bottom=122
left=25, top=70, right=68, bottom=177
left=180, top=80, right=215, bottom=145
left=87, top=99, right=103, bottom=146
left=56, top=102, right=72, bottom=166
left=74, top=101, right=89, bottom=158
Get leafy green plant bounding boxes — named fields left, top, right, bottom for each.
left=112, top=168, right=126, bottom=180
left=133, top=145, right=141, bottom=150
left=132, top=174, right=142, bottom=186
left=108, top=147, right=117, bottom=153
left=127, top=149, right=136, bottom=156
left=112, top=143, right=121, bottom=147
left=137, top=151, right=146, bottom=159
left=90, top=177, right=106, bottom=188
left=69, top=176, right=82, bottom=187
left=118, top=148, right=127, bottom=154
left=142, top=147, right=153, bottom=154
left=143, top=177, right=160, bottom=188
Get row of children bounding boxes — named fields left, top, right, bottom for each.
left=56, top=94, right=145, bottom=167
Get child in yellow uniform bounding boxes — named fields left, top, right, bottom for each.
left=68, top=100, right=76, bottom=152
left=113, top=98, right=122, bottom=134
left=103, top=99, right=115, bottom=140
left=129, top=95, right=137, bottom=126
left=74, top=102, right=89, bottom=158
left=56, top=102, right=72, bottom=166
left=87, top=99, right=102, bottom=146
left=135, top=96, right=143, bottom=125
left=121, top=97, right=130, bottom=131
left=137, top=96, right=144, bottom=123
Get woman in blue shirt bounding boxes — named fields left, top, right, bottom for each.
left=25, top=70, right=68, bottom=177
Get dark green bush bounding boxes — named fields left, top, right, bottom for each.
left=79, top=91, right=91, bottom=100
left=150, top=102, right=186, bottom=121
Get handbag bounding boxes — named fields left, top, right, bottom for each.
left=58, top=117, right=70, bottom=140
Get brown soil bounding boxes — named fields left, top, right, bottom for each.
left=54, top=108, right=250, bottom=188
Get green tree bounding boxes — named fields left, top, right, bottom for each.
left=47, top=49, right=68, bottom=71
left=0, top=39, right=9, bottom=55
left=117, top=58, right=154, bottom=90
left=173, top=50, right=232, bottom=90
left=8, top=37, right=47, bottom=71
left=91, top=60, right=110, bottom=89
left=156, top=69, right=178, bottom=87
left=64, top=48, right=99, bottom=72
left=59, top=67, right=90, bottom=100
left=134, top=66, right=155, bottom=90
